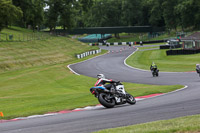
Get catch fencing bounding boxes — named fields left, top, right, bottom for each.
left=0, top=33, right=49, bottom=42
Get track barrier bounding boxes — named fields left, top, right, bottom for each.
left=76, top=49, right=102, bottom=59
left=89, top=40, right=166, bottom=46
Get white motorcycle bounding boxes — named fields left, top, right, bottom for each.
left=90, top=81, right=136, bottom=108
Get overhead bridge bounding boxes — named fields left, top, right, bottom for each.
left=53, top=26, right=165, bottom=35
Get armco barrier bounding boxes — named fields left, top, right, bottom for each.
left=166, top=49, right=200, bottom=55
left=89, top=40, right=166, bottom=46
left=160, top=44, right=181, bottom=49
left=76, top=49, right=101, bottom=59
left=160, top=45, right=170, bottom=49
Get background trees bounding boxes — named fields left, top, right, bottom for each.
left=83, top=0, right=123, bottom=27
left=12, top=0, right=44, bottom=30
left=1, top=0, right=200, bottom=32
left=0, top=0, right=22, bottom=31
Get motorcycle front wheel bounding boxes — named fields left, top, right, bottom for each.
left=98, top=93, right=115, bottom=108
left=126, top=93, right=136, bottom=105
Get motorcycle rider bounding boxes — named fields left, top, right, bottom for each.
left=150, top=62, right=158, bottom=72
left=95, top=74, right=116, bottom=92
left=196, top=64, right=200, bottom=73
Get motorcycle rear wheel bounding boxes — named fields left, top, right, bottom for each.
left=98, top=93, right=115, bottom=108
left=126, top=93, right=136, bottom=105
left=156, top=72, right=159, bottom=76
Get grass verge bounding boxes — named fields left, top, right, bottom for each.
left=126, top=47, right=200, bottom=72
left=0, top=27, right=98, bottom=72
left=94, top=114, right=200, bottom=133
left=138, top=46, right=160, bottom=50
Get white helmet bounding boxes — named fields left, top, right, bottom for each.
left=97, top=74, right=105, bottom=79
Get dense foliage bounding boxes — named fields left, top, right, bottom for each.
left=0, top=0, right=22, bottom=31
left=0, top=0, right=200, bottom=32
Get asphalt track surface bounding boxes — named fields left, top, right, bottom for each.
left=1, top=45, right=200, bottom=133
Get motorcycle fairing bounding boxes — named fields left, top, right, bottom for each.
left=90, top=86, right=106, bottom=90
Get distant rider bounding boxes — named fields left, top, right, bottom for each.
left=150, top=62, right=158, bottom=72
left=95, top=74, right=116, bottom=92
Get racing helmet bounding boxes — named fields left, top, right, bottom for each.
left=97, top=74, right=105, bottom=79
left=152, top=62, right=155, bottom=66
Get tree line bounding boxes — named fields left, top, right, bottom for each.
left=0, top=0, right=200, bottom=32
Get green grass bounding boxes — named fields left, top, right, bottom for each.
left=0, top=27, right=183, bottom=119
left=126, top=47, right=200, bottom=72
left=0, top=28, right=98, bottom=72
left=0, top=66, right=98, bottom=119
left=94, top=114, right=200, bottom=133
left=138, top=46, right=160, bottom=50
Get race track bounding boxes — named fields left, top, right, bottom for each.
left=1, top=45, right=200, bottom=133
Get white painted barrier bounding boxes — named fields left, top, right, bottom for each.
left=114, top=42, right=118, bottom=45
left=76, top=49, right=102, bottom=59
left=122, top=42, right=127, bottom=45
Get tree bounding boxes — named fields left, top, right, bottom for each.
left=80, top=0, right=93, bottom=12
left=12, top=0, right=44, bottom=31
left=12, top=0, right=33, bottom=28
left=59, top=0, right=78, bottom=30
left=0, top=0, right=22, bottom=31
left=162, top=0, right=179, bottom=31
left=83, top=0, right=123, bottom=27
left=140, top=0, right=151, bottom=26
left=147, top=0, right=165, bottom=27
left=122, top=0, right=143, bottom=26
left=194, top=0, right=200, bottom=29
left=27, top=0, right=45, bottom=31
left=76, top=0, right=93, bottom=27
left=175, top=0, right=200, bottom=30
left=45, top=0, right=62, bottom=31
